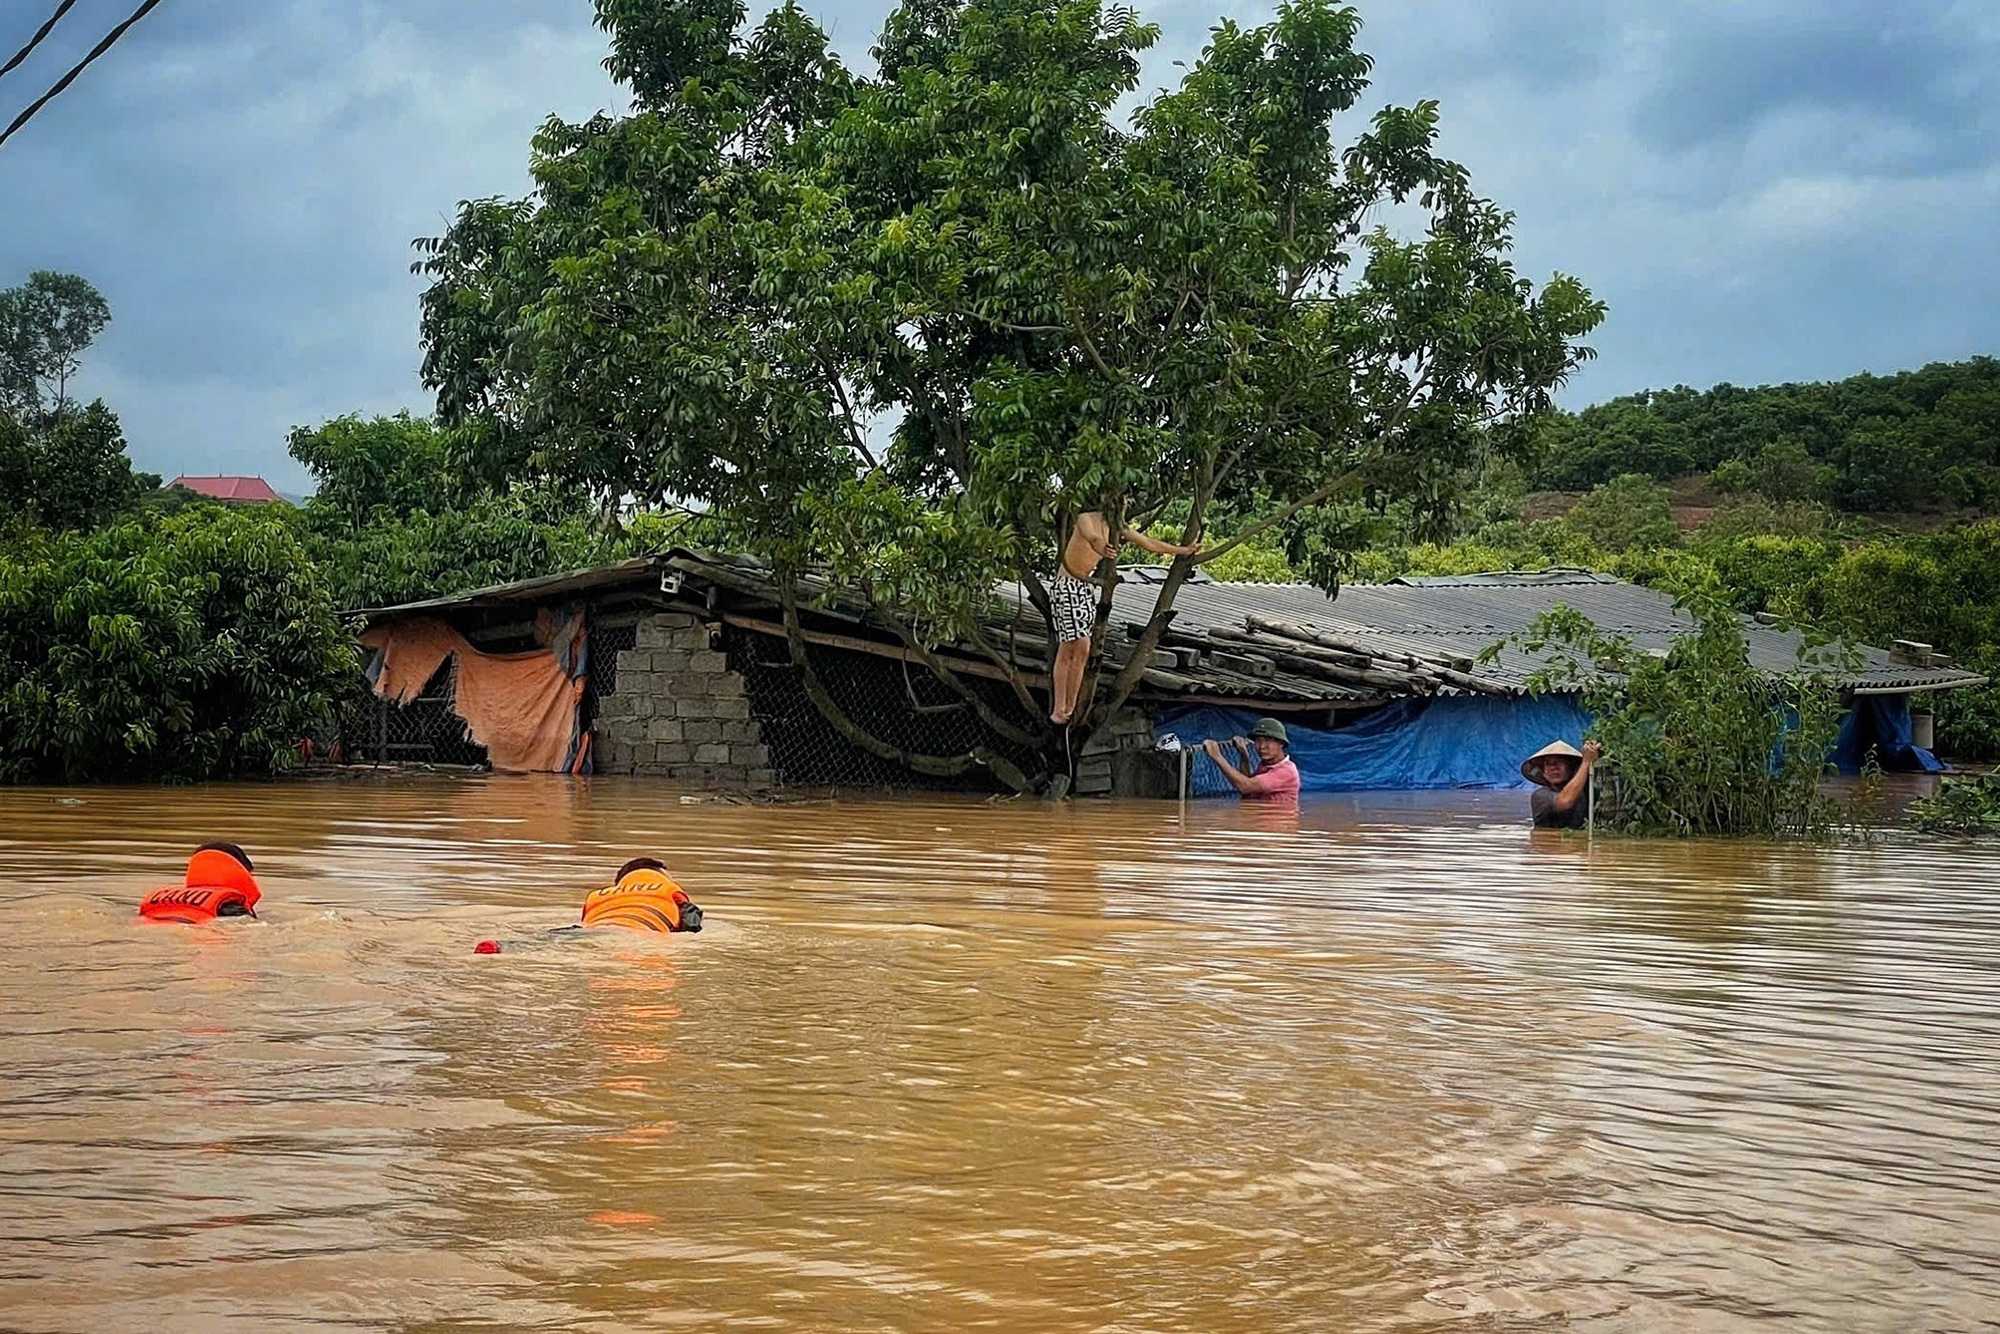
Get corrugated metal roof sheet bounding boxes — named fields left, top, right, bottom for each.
left=1112, top=575, right=1984, bottom=695
left=347, top=556, right=668, bottom=618
left=356, top=552, right=1987, bottom=700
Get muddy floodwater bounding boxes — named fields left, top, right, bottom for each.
left=2, top=776, right=1998, bottom=1332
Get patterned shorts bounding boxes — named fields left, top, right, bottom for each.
left=1050, top=570, right=1097, bottom=643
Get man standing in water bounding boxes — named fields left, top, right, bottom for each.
left=1521, top=739, right=1601, bottom=828
left=1049, top=511, right=1200, bottom=724
left=1201, top=718, right=1302, bottom=799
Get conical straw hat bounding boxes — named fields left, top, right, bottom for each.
left=1520, top=738, right=1583, bottom=787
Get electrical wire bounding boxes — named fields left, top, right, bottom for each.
left=0, top=0, right=78, bottom=81
left=0, top=0, right=165, bottom=152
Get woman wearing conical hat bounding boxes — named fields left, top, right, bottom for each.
left=1521, top=738, right=1601, bottom=829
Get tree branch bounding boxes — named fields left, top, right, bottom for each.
left=1190, top=468, right=1366, bottom=566
left=778, top=580, right=1036, bottom=793
left=817, top=353, right=880, bottom=471
left=858, top=581, right=1045, bottom=749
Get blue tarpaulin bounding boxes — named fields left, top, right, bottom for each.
left=1830, top=694, right=1945, bottom=773
left=1157, top=695, right=1593, bottom=795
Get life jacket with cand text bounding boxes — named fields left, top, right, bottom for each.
left=139, top=850, right=263, bottom=924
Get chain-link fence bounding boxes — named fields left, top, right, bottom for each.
left=339, top=616, right=1064, bottom=790
left=725, top=625, right=1052, bottom=792
left=338, top=661, right=489, bottom=766
left=582, top=620, right=638, bottom=731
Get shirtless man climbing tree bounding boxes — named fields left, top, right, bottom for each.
left=1050, top=512, right=1201, bottom=725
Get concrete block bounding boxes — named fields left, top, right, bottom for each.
left=667, top=674, right=714, bottom=701
left=645, top=717, right=685, bottom=742
left=668, top=626, right=712, bottom=649
left=683, top=718, right=723, bottom=744
left=711, top=695, right=752, bottom=720
left=746, top=767, right=778, bottom=787
left=694, top=742, right=732, bottom=764
left=690, top=650, right=729, bottom=674
left=714, top=720, right=752, bottom=742
left=731, top=742, right=769, bottom=767
left=656, top=742, right=694, bottom=766
left=634, top=617, right=678, bottom=649
left=652, top=650, right=691, bottom=676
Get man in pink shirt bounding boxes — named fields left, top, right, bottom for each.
left=1201, top=717, right=1301, bottom=798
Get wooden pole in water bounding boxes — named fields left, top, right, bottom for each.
left=1179, top=746, right=1190, bottom=823
left=1587, top=768, right=1596, bottom=838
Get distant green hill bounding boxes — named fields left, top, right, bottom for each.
left=1534, top=356, right=2000, bottom=513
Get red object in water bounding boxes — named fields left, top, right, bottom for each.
left=473, top=939, right=501, bottom=954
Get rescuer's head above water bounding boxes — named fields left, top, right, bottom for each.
left=139, top=842, right=263, bottom=923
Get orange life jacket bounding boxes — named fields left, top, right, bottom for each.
left=580, top=868, right=697, bottom=933
left=139, top=849, right=263, bottom=924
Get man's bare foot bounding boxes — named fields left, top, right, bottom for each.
left=1050, top=710, right=1070, bottom=725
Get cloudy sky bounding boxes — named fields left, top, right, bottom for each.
left=2, top=0, right=1995, bottom=491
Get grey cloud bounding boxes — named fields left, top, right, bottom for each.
left=0, top=0, right=1995, bottom=487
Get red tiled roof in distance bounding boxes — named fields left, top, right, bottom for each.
left=164, top=475, right=286, bottom=504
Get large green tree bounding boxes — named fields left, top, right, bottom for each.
left=416, top=0, right=1603, bottom=789
left=0, top=399, right=156, bottom=531
left=0, top=272, right=152, bottom=530
left=0, top=508, right=357, bottom=783
left=0, top=271, right=111, bottom=419
left=286, top=412, right=457, bottom=526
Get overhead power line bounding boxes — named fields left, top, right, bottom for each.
left=0, top=0, right=165, bottom=153
left=0, top=0, right=79, bottom=80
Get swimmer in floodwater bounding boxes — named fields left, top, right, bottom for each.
left=580, top=857, right=704, bottom=934
left=473, top=857, right=703, bottom=953
left=139, top=841, right=263, bottom=923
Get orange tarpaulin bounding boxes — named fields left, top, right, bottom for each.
left=361, top=617, right=584, bottom=773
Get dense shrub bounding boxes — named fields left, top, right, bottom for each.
left=0, top=509, right=357, bottom=782
left=1528, top=356, right=2000, bottom=509
left=1908, top=771, right=2000, bottom=836
left=1500, top=584, right=1845, bottom=837
left=1562, top=474, right=1681, bottom=553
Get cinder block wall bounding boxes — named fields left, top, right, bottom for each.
left=1076, top=707, right=1162, bottom=796
left=592, top=612, right=776, bottom=786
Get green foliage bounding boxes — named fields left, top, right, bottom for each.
left=0, top=509, right=357, bottom=783
left=1933, top=653, right=2000, bottom=762
left=1528, top=356, right=2000, bottom=512
left=1199, top=540, right=1298, bottom=583
left=0, top=401, right=155, bottom=531
left=1693, top=496, right=1836, bottom=543
left=1563, top=473, right=1679, bottom=552
left=296, top=489, right=636, bottom=611
left=1907, top=770, right=2000, bottom=837
left=413, top=0, right=1603, bottom=772
left=287, top=413, right=457, bottom=525
left=0, top=270, right=110, bottom=417
left=1501, top=582, right=1846, bottom=837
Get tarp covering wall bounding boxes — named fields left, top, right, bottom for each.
left=361, top=612, right=589, bottom=773
left=1830, top=694, right=1945, bottom=774
left=1158, top=695, right=1593, bottom=795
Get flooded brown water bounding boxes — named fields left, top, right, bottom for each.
left=2, top=775, right=1997, bottom=1332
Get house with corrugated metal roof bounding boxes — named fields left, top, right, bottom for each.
left=346, top=551, right=1986, bottom=795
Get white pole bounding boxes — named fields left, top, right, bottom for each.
left=1587, top=767, right=1596, bottom=838
left=1179, top=746, right=1190, bottom=823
